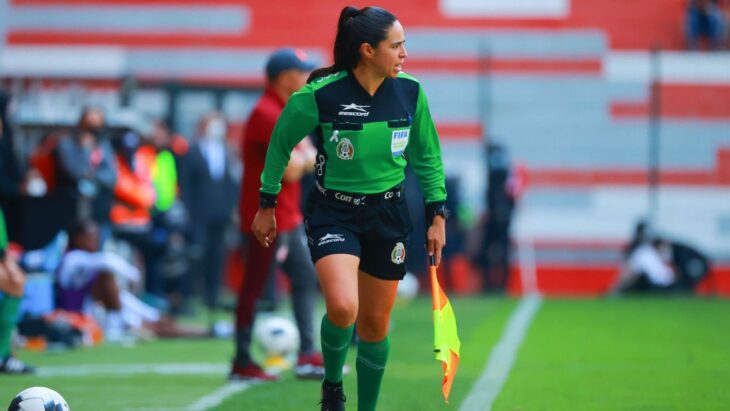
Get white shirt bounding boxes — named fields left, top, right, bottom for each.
left=57, top=250, right=141, bottom=289
left=199, top=140, right=226, bottom=181
left=627, top=244, right=675, bottom=286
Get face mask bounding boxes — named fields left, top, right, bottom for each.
left=205, top=119, right=226, bottom=142
left=26, top=177, right=47, bottom=197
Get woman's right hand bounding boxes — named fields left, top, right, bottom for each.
left=252, top=208, right=277, bottom=247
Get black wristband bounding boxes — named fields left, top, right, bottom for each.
left=259, top=192, right=278, bottom=209
left=425, top=201, right=449, bottom=226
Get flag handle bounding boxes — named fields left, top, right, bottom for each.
left=429, top=254, right=440, bottom=354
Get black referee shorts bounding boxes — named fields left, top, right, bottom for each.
left=303, top=182, right=412, bottom=281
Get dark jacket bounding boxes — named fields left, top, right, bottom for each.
left=180, top=140, right=238, bottom=225
left=55, top=132, right=118, bottom=223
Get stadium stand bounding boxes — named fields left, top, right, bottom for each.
left=1, top=0, right=728, bottom=295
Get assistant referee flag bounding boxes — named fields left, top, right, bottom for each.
left=430, top=255, right=461, bottom=403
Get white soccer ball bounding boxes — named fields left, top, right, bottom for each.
left=8, top=386, right=70, bottom=411
left=397, top=272, right=420, bottom=301
left=254, top=316, right=300, bottom=357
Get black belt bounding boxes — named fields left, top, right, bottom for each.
left=315, top=181, right=402, bottom=207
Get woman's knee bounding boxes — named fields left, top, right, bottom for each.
left=356, top=313, right=390, bottom=342
left=325, top=298, right=358, bottom=327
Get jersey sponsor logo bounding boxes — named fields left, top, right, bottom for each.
left=336, top=138, right=354, bottom=160
left=338, top=103, right=370, bottom=117
left=318, top=233, right=345, bottom=246
left=391, top=242, right=406, bottom=264
left=391, top=129, right=410, bottom=157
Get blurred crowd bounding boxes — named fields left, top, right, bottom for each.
left=1, top=89, right=241, bottom=351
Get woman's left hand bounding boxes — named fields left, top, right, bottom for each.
left=426, top=216, right=446, bottom=267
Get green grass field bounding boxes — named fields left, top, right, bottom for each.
left=2, top=296, right=729, bottom=410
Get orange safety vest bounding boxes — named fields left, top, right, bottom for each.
left=110, top=150, right=156, bottom=228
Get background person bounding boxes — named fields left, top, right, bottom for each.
left=232, top=48, right=324, bottom=381
left=55, top=219, right=161, bottom=342
left=182, top=113, right=239, bottom=325
left=0, top=209, right=34, bottom=373
left=55, top=107, right=118, bottom=230
left=685, top=0, right=727, bottom=50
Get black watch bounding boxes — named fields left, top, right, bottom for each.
left=259, top=193, right=278, bottom=209
left=426, top=202, right=450, bottom=222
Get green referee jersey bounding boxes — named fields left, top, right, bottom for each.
left=260, top=70, right=447, bottom=205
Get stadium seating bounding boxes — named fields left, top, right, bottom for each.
left=1, top=0, right=728, bottom=295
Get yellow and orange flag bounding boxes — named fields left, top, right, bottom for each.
left=430, top=256, right=461, bottom=403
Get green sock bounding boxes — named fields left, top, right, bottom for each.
left=0, top=296, right=21, bottom=358
left=356, top=336, right=390, bottom=411
left=321, top=315, right=354, bottom=383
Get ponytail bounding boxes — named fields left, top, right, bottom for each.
left=308, top=6, right=397, bottom=83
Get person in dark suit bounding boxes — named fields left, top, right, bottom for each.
left=181, top=113, right=239, bottom=321
left=479, top=143, right=517, bottom=292
left=0, top=91, right=24, bottom=243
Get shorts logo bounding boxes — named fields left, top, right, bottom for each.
left=391, top=242, right=406, bottom=264
left=318, top=233, right=345, bottom=246
left=336, top=138, right=354, bottom=160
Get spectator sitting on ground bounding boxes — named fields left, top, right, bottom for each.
left=56, top=219, right=161, bottom=342
left=612, top=230, right=678, bottom=294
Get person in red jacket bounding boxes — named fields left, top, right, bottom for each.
left=232, top=48, right=324, bottom=381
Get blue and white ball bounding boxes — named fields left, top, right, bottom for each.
left=8, top=386, right=70, bottom=411
left=397, top=272, right=420, bottom=301
left=254, top=316, right=300, bottom=357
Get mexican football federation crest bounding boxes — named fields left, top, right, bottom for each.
left=336, top=138, right=354, bottom=160
left=391, top=242, right=406, bottom=264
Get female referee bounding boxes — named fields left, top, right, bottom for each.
left=252, top=6, right=448, bottom=411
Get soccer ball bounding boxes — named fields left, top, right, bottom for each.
left=397, top=272, right=420, bottom=301
left=254, top=316, right=300, bottom=357
left=8, top=386, right=70, bottom=411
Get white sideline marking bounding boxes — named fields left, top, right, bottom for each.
left=185, top=382, right=253, bottom=411
left=459, top=294, right=543, bottom=411
left=37, top=363, right=228, bottom=377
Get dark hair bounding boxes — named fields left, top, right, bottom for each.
left=77, top=105, right=105, bottom=128
left=67, top=219, right=98, bottom=249
left=308, top=6, right=397, bottom=83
